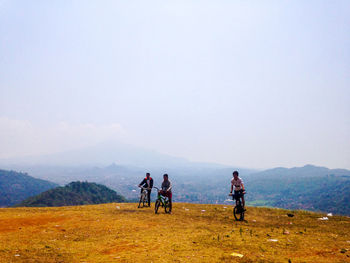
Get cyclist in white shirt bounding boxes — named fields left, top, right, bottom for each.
left=230, top=171, right=246, bottom=208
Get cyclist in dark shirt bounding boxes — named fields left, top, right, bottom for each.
left=138, top=173, right=153, bottom=207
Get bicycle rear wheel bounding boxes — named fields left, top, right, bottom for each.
left=155, top=200, right=160, bottom=214
left=233, top=205, right=244, bottom=221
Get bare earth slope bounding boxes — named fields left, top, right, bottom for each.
left=0, top=203, right=349, bottom=262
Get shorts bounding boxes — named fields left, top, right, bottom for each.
left=233, top=190, right=243, bottom=201
left=161, top=191, right=172, bottom=199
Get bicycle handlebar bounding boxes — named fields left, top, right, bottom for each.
left=228, top=191, right=247, bottom=196
left=139, top=186, right=152, bottom=190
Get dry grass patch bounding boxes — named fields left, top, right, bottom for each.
left=0, top=203, right=349, bottom=262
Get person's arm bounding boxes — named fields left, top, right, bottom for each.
left=150, top=178, right=154, bottom=188
left=240, top=178, right=245, bottom=191
left=138, top=178, right=145, bottom=187
left=167, top=181, right=172, bottom=192
left=230, top=183, right=233, bottom=193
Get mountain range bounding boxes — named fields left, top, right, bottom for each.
left=0, top=142, right=349, bottom=214
left=0, top=141, right=192, bottom=168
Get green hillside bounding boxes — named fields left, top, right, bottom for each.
left=246, top=167, right=350, bottom=215
left=0, top=169, right=58, bottom=207
left=15, top=181, right=127, bottom=207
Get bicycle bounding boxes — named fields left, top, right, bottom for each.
left=153, top=187, right=171, bottom=214
left=229, top=191, right=246, bottom=221
left=138, top=186, right=151, bottom=208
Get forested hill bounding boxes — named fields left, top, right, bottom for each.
left=245, top=165, right=350, bottom=215
left=0, top=169, right=58, bottom=207
left=15, top=181, right=127, bottom=207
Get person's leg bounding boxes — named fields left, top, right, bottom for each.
left=234, top=191, right=239, bottom=206
left=169, top=197, right=172, bottom=213
left=168, top=192, right=172, bottom=213
left=241, top=195, right=245, bottom=208
left=147, top=190, right=151, bottom=206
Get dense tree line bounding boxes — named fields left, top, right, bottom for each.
left=15, top=181, right=127, bottom=207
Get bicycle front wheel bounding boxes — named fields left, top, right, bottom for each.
left=164, top=201, right=170, bottom=214
left=233, top=205, right=244, bottom=221
left=138, top=196, right=143, bottom=208
left=143, top=195, right=147, bottom=207
left=155, top=200, right=160, bottom=214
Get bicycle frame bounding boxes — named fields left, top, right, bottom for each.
left=138, top=186, right=151, bottom=208
left=229, top=192, right=243, bottom=206
left=153, top=187, right=168, bottom=205
left=140, top=186, right=150, bottom=196
left=153, top=187, right=170, bottom=214
left=157, top=193, right=168, bottom=206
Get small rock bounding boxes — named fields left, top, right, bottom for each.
left=268, top=239, right=278, bottom=242
left=287, top=213, right=294, bottom=217
left=327, top=213, right=333, bottom=217
left=231, top=252, right=244, bottom=258
left=283, top=230, right=290, bottom=235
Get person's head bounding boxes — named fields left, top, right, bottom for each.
left=146, top=173, right=150, bottom=179
left=233, top=171, right=239, bottom=179
left=163, top=173, right=168, bottom=181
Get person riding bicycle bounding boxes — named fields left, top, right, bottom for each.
left=138, top=173, right=153, bottom=207
left=160, top=173, right=172, bottom=214
left=230, top=171, right=245, bottom=209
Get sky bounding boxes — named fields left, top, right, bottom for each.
left=0, top=0, right=349, bottom=169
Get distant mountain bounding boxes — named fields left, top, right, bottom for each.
left=15, top=181, right=128, bottom=207
left=0, top=169, right=58, bottom=207
left=245, top=165, right=350, bottom=215
left=3, top=163, right=253, bottom=202
left=4, top=161, right=350, bottom=215
left=0, top=141, right=191, bottom=167
left=247, top=164, right=350, bottom=179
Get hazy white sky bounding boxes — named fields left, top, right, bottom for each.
left=1, top=0, right=349, bottom=169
